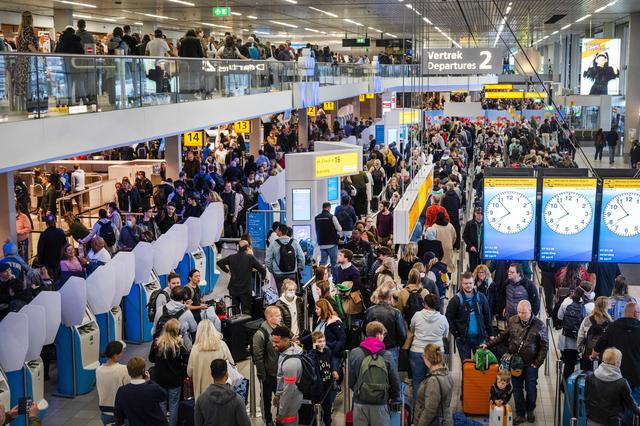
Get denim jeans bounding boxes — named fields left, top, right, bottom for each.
left=319, top=245, right=338, bottom=266
left=609, top=146, right=616, bottom=163
left=511, top=366, right=539, bottom=417
left=386, top=346, right=400, bottom=368
left=409, top=350, right=428, bottom=407
left=623, top=384, right=640, bottom=425
left=101, top=413, right=116, bottom=425
left=260, top=375, right=277, bottom=424
left=455, top=335, right=484, bottom=364
left=159, top=386, right=181, bottom=426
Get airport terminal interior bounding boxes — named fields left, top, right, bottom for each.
left=2, top=0, right=640, bottom=425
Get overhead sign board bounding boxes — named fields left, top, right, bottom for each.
left=234, top=120, right=251, bottom=133
left=322, top=101, right=335, bottom=111
left=315, top=152, right=359, bottom=178
left=307, top=106, right=317, bottom=116
left=183, top=131, right=204, bottom=147
left=366, top=93, right=375, bottom=99
left=422, top=48, right=503, bottom=75
left=213, top=7, right=230, bottom=17
left=359, top=94, right=365, bottom=102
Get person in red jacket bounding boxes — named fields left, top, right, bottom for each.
left=425, top=195, right=450, bottom=228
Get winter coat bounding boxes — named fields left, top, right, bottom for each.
left=585, top=363, right=640, bottom=426
left=487, top=316, right=548, bottom=368
left=414, top=367, right=453, bottom=426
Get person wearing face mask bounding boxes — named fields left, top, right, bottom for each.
left=274, top=279, right=305, bottom=337
left=217, top=240, right=266, bottom=317
left=118, top=214, right=141, bottom=252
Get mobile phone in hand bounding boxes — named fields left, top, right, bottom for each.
left=18, top=397, right=32, bottom=415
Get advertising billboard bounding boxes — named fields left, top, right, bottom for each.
left=580, top=38, right=621, bottom=95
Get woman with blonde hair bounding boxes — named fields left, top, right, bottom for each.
left=187, top=319, right=234, bottom=398
left=473, top=264, right=496, bottom=316
left=414, top=344, right=453, bottom=426
left=398, top=242, right=420, bottom=284
left=149, top=318, right=189, bottom=426
left=577, top=295, right=612, bottom=371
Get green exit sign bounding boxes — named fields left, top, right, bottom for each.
left=356, top=37, right=365, bottom=43
left=213, top=7, right=230, bottom=17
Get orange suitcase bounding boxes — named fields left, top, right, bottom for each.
left=462, top=359, right=499, bottom=415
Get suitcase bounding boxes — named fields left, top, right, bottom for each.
left=222, top=306, right=252, bottom=362
left=462, top=359, right=499, bottom=415
left=489, top=403, right=513, bottom=426
left=390, top=382, right=411, bottom=426
left=345, top=410, right=353, bottom=426
left=177, top=399, right=194, bottom=426
left=562, top=370, right=588, bottom=426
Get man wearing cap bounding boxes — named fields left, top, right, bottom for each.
left=0, top=241, right=31, bottom=283
left=217, top=240, right=266, bottom=316
left=463, top=207, right=483, bottom=271
left=167, top=182, right=187, bottom=217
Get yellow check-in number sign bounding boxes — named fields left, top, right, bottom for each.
left=359, top=95, right=365, bottom=102
left=183, top=131, right=204, bottom=147
left=315, top=151, right=359, bottom=178
left=307, top=106, right=317, bottom=117
left=366, top=93, right=375, bottom=99
left=323, top=101, right=335, bottom=111
left=234, top=120, right=251, bottom=133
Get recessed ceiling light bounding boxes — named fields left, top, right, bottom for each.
left=284, top=0, right=297, bottom=3
left=423, top=17, right=432, bottom=24
left=576, top=14, right=591, bottom=22
left=134, top=21, right=143, bottom=25
left=561, top=23, right=571, bottom=29
left=385, top=33, right=397, bottom=38
left=72, top=13, right=92, bottom=18
left=56, top=0, right=97, bottom=8
left=308, top=6, right=338, bottom=18
left=247, top=15, right=257, bottom=19
left=343, top=18, right=364, bottom=26
left=270, top=20, right=298, bottom=28
left=368, top=26, right=382, bottom=33
left=200, top=22, right=232, bottom=28
left=406, top=4, right=413, bottom=9
left=305, top=28, right=321, bottom=33
left=168, top=0, right=194, bottom=6
left=138, top=12, right=176, bottom=20
left=231, top=11, right=242, bottom=16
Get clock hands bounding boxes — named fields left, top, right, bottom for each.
left=557, top=200, right=569, bottom=215
left=614, top=212, right=629, bottom=225
left=618, top=202, right=629, bottom=217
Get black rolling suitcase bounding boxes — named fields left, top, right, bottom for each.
left=222, top=305, right=252, bottom=362
left=251, top=271, right=267, bottom=320
left=177, top=399, right=194, bottom=426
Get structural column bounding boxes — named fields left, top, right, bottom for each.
left=625, top=13, right=640, bottom=156
left=353, top=96, right=361, bottom=119
left=297, top=108, right=309, bottom=150
left=0, top=173, right=17, bottom=245
left=249, top=117, right=263, bottom=157
left=165, top=135, right=182, bottom=181
left=142, top=21, right=155, bottom=37
left=53, top=8, right=73, bottom=34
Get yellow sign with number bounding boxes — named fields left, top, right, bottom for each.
left=183, top=131, right=204, bottom=147
left=366, top=93, right=375, bottom=99
left=307, top=106, right=317, bottom=117
left=234, top=120, right=251, bottom=133
left=359, top=95, right=365, bottom=102
left=323, top=101, right=335, bottom=111
left=315, top=151, right=359, bottom=178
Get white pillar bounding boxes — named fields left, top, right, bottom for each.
left=298, top=109, right=309, bottom=150
left=249, top=117, right=263, bottom=157
left=53, top=8, right=73, bottom=34
left=0, top=173, right=17, bottom=245
left=165, top=135, right=182, bottom=180
left=625, top=13, right=640, bottom=156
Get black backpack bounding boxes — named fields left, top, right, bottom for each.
left=562, top=300, right=586, bottom=339
left=404, top=288, right=424, bottom=323
left=147, top=289, right=167, bottom=322
left=276, top=239, right=296, bottom=273
left=154, top=306, right=186, bottom=338
left=99, top=221, right=116, bottom=246
left=283, top=351, right=322, bottom=398
left=582, top=317, right=609, bottom=360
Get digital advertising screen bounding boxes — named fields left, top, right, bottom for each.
left=580, top=38, right=621, bottom=95
left=292, top=188, right=311, bottom=221
left=539, top=178, right=597, bottom=262
left=482, top=178, right=538, bottom=260
left=327, top=177, right=339, bottom=202
left=598, top=179, right=640, bottom=263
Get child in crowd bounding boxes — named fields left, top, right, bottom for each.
left=490, top=370, right=513, bottom=407
left=311, top=331, right=340, bottom=426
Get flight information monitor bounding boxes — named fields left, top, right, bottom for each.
left=539, top=178, right=597, bottom=262
left=482, top=177, right=537, bottom=260
left=598, top=179, right=640, bottom=263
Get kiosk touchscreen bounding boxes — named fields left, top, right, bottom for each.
left=124, top=242, right=155, bottom=343
left=177, top=218, right=208, bottom=293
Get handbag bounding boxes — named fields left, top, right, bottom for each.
left=500, top=323, right=532, bottom=377
left=402, top=328, right=414, bottom=350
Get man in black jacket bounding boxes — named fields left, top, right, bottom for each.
left=315, top=202, right=341, bottom=266
left=217, top=240, right=266, bottom=316
left=135, top=171, right=153, bottom=210
left=117, top=180, right=142, bottom=213
left=37, top=215, right=67, bottom=278
left=362, top=281, right=406, bottom=364
left=446, top=272, right=493, bottom=363
left=114, top=357, right=168, bottom=426
left=344, top=229, right=374, bottom=284
left=462, top=207, right=483, bottom=272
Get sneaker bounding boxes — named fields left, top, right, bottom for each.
left=527, top=412, right=536, bottom=423
left=514, top=416, right=526, bottom=425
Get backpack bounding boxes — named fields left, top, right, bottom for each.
left=283, top=352, right=322, bottom=398
left=136, top=145, right=148, bottom=159
left=354, top=350, right=390, bottom=404
left=147, top=289, right=168, bottom=322
left=404, top=288, right=424, bottom=323
left=99, top=221, right=116, bottom=246
left=276, top=239, right=296, bottom=273
left=154, top=306, right=186, bottom=338
left=337, top=208, right=353, bottom=230
left=248, top=45, right=260, bottom=60
left=220, top=46, right=238, bottom=59
left=371, top=168, right=384, bottom=186
left=562, top=300, right=586, bottom=339
left=386, top=151, right=396, bottom=167
left=608, top=296, right=629, bottom=321
left=582, top=317, right=610, bottom=360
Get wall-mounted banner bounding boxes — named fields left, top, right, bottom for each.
left=580, top=38, right=621, bottom=95
left=421, top=48, right=503, bottom=75
left=202, top=61, right=268, bottom=74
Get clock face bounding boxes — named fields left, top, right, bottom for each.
left=603, top=193, right=640, bottom=237
left=543, top=191, right=593, bottom=235
left=486, top=191, right=533, bottom=234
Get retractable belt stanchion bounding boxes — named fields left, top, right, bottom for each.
left=554, top=359, right=563, bottom=426
left=249, top=357, right=257, bottom=418
left=343, top=349, right=350, bottom=414
left=545, top=317, right=552, bottom=377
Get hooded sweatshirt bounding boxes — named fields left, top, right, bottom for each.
left=348, top=336, right=401, bottom=405
left=586, top=362, right=640, bottom=425
left=276, top=344, right=303, bottom=423
left=194, top=383, right=251, bottom=426
left=410, top=309, right=450, bottom=353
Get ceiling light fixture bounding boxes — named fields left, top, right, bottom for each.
left=308, top=6, right=338, bottom=18
left=270, top=20, right=298, bottom=28
left=72, top=13, right=92, bottom=18
left=385, top=33, right=398, bottom=38
left=231, top=11, right=242, bottom=16
left=406, top=4, right=413, bottom=9
left=575, top=14, right=591, bottom=22
left=200, top=22, right=232, bottom=28
left=247, top=15, right=257, bottom=19
left=254, top=30, right=270, bottom=35
left=134, top=21, right=143, bottom=25
left=140, top=12, right=176, bottom=20
left=168, top=0, right=194, bottom=5
left=423, top=17, right=432, bottom=24
left=284, top=0, right=297, bottom=3
left=561, top=23, right=571, bottom=30
left=368, top=26, right=383, bottom=33
left=305, top=28, right=321, bottom=33
left=57, top=0, right=97, bottom=8
left=552, top=30, right=559, bottom=34
left=343, top=18, right=364, bottom=26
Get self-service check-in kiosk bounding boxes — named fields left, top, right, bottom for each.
left=200, top=203, right=224, bottom=293
left=152, top=231, right=181, bottom=289
left=0, top=368, right=9, bottom=412
left=177, top=217, right=208, bottom=293
left=0, top=312, right=29, bottom=426
left=124, top=242, right=156, bottom=343
left=87, top=261, right=117, bottom=363
left=55, top=276, right=99, bottom=397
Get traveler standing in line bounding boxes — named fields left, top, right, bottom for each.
left=149, top=319, right=189, bottom=426
left=608, top=276, right=636, bottom=320
left=253, top=306, right=282, bottom=426
left=557, top=282, right=595, bottom=380
left=75, top=19, right=93, bottom=46
left=441, top=182, right=461, bottom=249
left=15, top=210, right=31, bottom=261
left=135, top=171, right=153, bottom=211
left=593, top=128, right=605, bottom=161
left=114, top=356, right=168, bottom=426
left=156, top=202, right=178, bottom=234
left=80, top=209, right=119, bottom=255
left=348, top=321, right=401, bottom=426
left=70, top=164, right=86, bottom=212
left=314, top=202, right=342, bottom=266
left=504, top=263, right=540, bottom=318
left=413, top=344, right=453, bottom=426
left=194, top=359, right=251, bottom=426
left=375, top=200, right=393, bottom=246
left=334, top=195, right=358, bottom=241
left=576, top=296, right=612, bottom=372
left=271, top=325, right=303, bottom=426
left=36, top=214, right=67, bottom=279
left=462, top=207, right=483, bottom=272
left=585, top=348, right=640, bottom=426
left=152, top=287, right=198, bottom=350
left=485, top=300, right=548, bottom=425
left=265, top=224, right=305, bottom=293
left=274, top=279, right=305, bottom=338
left=140, top=206, right=161, bottom=241
left=592, top=302, right=640, bottom=422
left=217, top=239, right=266, bottom=316
left=430, top=212, right=457, bottom=278
left=184, top=269, right=208, bottom=323
left=96, top=341, right=130, bottom=425
left=332, top=249, right=362, bottom=291
left=362, top=281, right=407, bottom=364
left=187, top=320, right=234, bottom=398
left=446, top=272, right=493, bottom=362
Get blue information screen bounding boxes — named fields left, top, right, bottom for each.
left=247, top=211, right=266, bottom=250
left=327, top=177, right=339, bottom=201
left=539, top=178, right=597, bottom=262
left=483, top=178, right=538, bottom=260
left=375, top=124, right=384, bottom=145
left=598, top=179, right=640, bottom=263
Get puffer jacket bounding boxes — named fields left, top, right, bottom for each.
left=487, top=315, right=548, bottom=368
left=414, top=367, right=453, bottom=426
left=252, top=321, right=279, bottom=378
left=274, top=296, right=305, bottom=336
left=586, top=362, right=640, bottom=425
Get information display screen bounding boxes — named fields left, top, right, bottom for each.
left=292, top=188, right=311, bottom=221
left=292, top=225, right=312, bottom=242
left=483, top=178, right=537, bottom=260
left=327, top=177, right=339, bottom=201
left=598, top=179, right=640, bottom=263
left=539, top=178, right=597, bottom=262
